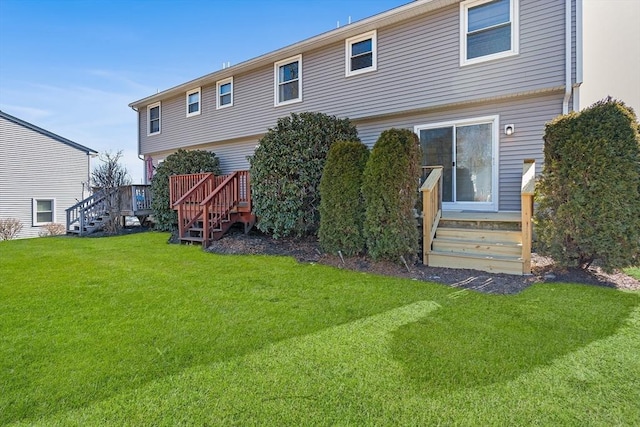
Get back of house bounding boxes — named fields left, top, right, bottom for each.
left=130, top=0, right=581, bottom=214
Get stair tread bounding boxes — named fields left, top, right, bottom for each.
left=434, top=236, right=522, bottom=247
left=180, top=236, right=204, bottom=242
left=430, top=250, right=522, bottom=262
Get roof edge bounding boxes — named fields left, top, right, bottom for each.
left=0, top=110, right=99, bottom=155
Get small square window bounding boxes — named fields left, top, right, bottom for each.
left=345, top=30, right=377, bottom=77
left=33, top=198, right=55, bottom=226
left=216, top=77, right=233, bottom=109
left=274, top=55, right=302, bottom=106
left=461, top=0, right=519, bottom=66
left=147, top=102, right=161, bottom=135
left=186, top=88, right=201, bottom=117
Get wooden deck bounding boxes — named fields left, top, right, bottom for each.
left=66, top=185, right=152, bottom=235
left=170, top=171, right=255, bottom=246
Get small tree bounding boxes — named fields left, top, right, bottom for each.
left=535, top=98, right=640, bottom=271
left=362, top=128, right=421, bottom=263
left=0, top=218, right=23, bottom=240
left=92, top=150, right=131, bottom=234
left=249, top=112, right=360, bottom=238
left=150, top=149, right=220, bottom=231
left=319, top=141, right=369, bottom=256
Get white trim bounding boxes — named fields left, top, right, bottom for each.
left=345, top=30, right=377, bottom=77
left=186, top=87, right=201, bottom=117
left=274, top=54, right=302, bottom=107
left=460, top=0, right=519, bottom=67
left=147, top=102, right=161, bottom=136
left=414, top=115, right=500, bottom=212
left=216, top=77, right=234, bottom=109
left=32, top=198, right=56, bottom=226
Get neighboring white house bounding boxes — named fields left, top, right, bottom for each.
left=0, top=111, right=97, bottom=239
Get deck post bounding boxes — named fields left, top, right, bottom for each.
left=420, top=166, right=443, bottom=266
left=521, top=159, right=536, bottom=274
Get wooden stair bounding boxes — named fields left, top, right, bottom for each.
left=171, top=171, right=255, bottom=246
left=420, top=160, right=535, bottom=275
left=427, top=212, right=524, bottom=275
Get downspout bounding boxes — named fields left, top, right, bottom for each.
left=562, top=0, right=573, bottom=114
left=131, top=105, right=146, bottom=184
left=573, top=0, right=583, bottom=111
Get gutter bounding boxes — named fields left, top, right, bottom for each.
left=562, top=0, right=573, bottom=114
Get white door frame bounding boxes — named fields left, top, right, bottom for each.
left=414, top=115, right=500, bottom=212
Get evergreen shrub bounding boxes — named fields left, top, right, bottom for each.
left=150, top=149, right=220, bottom=231
left=249, top=112, right=359, bottom=238
left=319, top=141, right=370, bottom=255
left=362, top=128, right=421, bottom=263
left=535, top=98, right=640, bottom=271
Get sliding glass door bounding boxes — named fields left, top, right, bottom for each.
left=416, top=116, right=498, bottom=211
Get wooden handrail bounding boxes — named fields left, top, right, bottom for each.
left=420, top=166, right=443, bottom=265
left=521, top=159, right=535, bottom=274
left=170, top=173, right=213, bottom=206
left=171, top=173, right=214, bottom=207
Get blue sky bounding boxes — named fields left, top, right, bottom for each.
left=0, top=0, right=406, bottom=183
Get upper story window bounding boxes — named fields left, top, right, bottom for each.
left=461, top=0, right=519, bottom=66
left=33, top=198, right=55, bottom=226
left=274, top=54, right=302, bottom=106
left=147, top=102, right=161, bottom=136
left=186, top=88, right=201, bottom=117
left=216, top=77, right=233, bottom=109
left=345, top=30, right=377, bottom=77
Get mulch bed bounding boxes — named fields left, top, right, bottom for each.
left=203, top=227, right=640, bottom=295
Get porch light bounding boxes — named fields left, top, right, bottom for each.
left=504, top=124, right=515, bottom=136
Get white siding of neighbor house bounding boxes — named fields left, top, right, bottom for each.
left=138, top=0, right=568, bottom=157
left=0, top=117, right=91, bottom=239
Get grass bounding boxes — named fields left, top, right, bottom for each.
left=1, top=232, right=639, bottom=426
left=625, top=266, right=640, bottom=280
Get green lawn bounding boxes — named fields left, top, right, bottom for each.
left=1, top=233, right=639, bottom=426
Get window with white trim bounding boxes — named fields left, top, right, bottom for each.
left=216, top=77, right=233, bottom=109
left=33, top=198, right=55, bottom=226
left=346, top=30, right=377, bottom=76
left=461, top=0, right=519, bottom=66
left=274, top=54, right=302, bottom=106
left=186, top=88, right=201, bottom=117
left=147, top=102, right=161, bottom=135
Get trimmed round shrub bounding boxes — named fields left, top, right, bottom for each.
left=151, top=149, right=220, bottom=231
left=249, top=112, right=360, bottom=238
left=362, top=128, right=421, bottom=263
left=535, top=98, right=640, bottom=271
left=319, top=141, right=370, bottom=255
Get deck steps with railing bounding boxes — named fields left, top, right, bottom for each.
left=420, top=160, right=535, bottom=275
left=427, top=214, right=525, bottom=275
left=170, top=171, right=255, bottom=246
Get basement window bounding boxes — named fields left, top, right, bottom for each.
left=33, top=198, right=55, bottom=226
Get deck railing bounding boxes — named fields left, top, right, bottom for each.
left=420, top=166, right=443, bottom=265
left=169, top=173, right=215, bottom=207
left=521, top=159, right=536, bottom=274
left=119, top=185, right=153, bottom=213
left=66, top=189, right=112, bottom=235
left=201, top=170, right=251, bottom=246
left=171, top=171, right=251, bottom=245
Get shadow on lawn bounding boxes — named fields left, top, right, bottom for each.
left=391, top=283, right=640, bottom=391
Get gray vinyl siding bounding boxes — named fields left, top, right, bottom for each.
left=355, top=92, right=564, bottom=211
left=139, top=0, right=567, bottom=157
left=0, top=118, right=90, bottom=239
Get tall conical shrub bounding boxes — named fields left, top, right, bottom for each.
left=535, top=98, right=640, bottom=271
left=319, top=141, right=369, bottom=255
left=362, top=128, right=421, bottom=263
